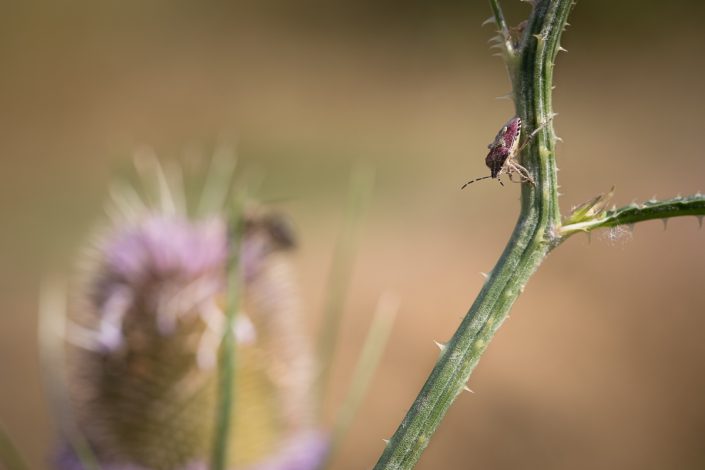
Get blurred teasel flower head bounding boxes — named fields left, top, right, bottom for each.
left=52, top=153, right=327, bottom=470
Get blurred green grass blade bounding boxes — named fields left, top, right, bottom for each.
left=197, top=146, right=237, bottom=217
left=316, top=164, right=375, bottom=411
left=0, top=424, right=29, bottom=470
left=321, top=292, right=399, bottom=469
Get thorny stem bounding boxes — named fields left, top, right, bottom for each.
left=373, top=1, right=705, bottom=469
left=560, top=195, right=705, bottom=238
left=488, top=0, right=514, bottom=55
left=373, top=1, right=573, bottom=468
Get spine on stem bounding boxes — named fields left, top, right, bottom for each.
left=372, top=2, right=574, bottom=469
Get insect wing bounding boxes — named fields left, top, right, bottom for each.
left=500, top=117, right=522, bottom=150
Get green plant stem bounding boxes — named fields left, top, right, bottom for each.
left=372, top=1, right=573, bottom=468
left=559, top=195, right=705, bottom=238
left=211, top=198, right=244, bottom=470
left=372, top=1, right=705, bottom=468
left=488, top=0, right=513, bottom=54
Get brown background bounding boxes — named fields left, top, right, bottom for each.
left=2, top=1, right=705, bottom=469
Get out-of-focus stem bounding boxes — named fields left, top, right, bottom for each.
left=321, top=292, right=399, bottom=469
left=211, top=196, right=245, bottom=470
left=316, top=166, right=375, bottom=412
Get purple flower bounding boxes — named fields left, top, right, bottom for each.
left=54, top=167, right=326, bottom=470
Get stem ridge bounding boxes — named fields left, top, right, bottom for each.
left=372, top=2, right=573, bottom=468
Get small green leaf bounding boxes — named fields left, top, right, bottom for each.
left=564, top=186, right=614, bottom=225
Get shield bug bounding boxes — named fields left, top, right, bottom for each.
left=461, top=116, right=546, bottom=189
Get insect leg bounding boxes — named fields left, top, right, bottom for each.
left=507, top=161, right=536, bottom=186
left=516, top=165, right=536, bottom=186
left=515, top=116, right=555, bottom=155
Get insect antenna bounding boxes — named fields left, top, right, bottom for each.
left=461, top=175, right=497, bottom=189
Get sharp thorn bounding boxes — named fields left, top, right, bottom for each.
left=488, top=36, right=503, bottom=45
left=482, top=16, right=496, bottom=27
left=463, top=385, right=474, bottom=394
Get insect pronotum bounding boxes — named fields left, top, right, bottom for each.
left=461, top=116, right=548, bottom=189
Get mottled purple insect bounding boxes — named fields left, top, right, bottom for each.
left=461, top=116, right=540, bottom=189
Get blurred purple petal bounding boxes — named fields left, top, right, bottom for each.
left=240, top=430, right=329, bottom=470
left=55, top=431, right=328, bottom=470
left=104, top=216, right=227, bottom=285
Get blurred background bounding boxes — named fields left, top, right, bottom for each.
left=2, top=1, right=705, bottom=469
